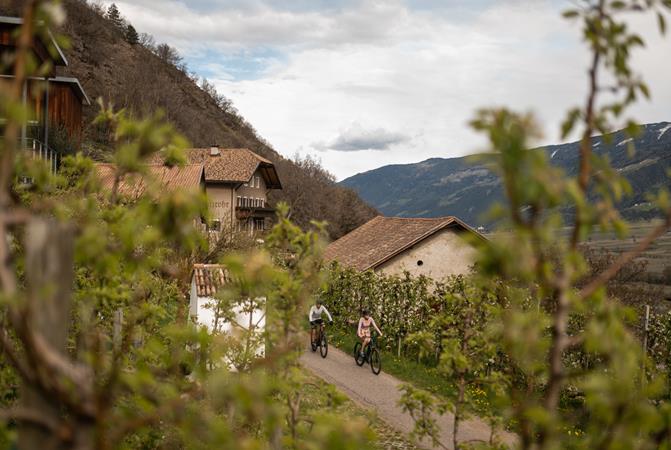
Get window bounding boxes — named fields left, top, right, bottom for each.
left=236, top=196, right=241, bottom=207
left=256, top=176, right=261, bottom=188
left=254, top=218, right=265, bottom=231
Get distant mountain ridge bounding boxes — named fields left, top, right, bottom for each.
left=340, top=122, right=671, bottom=227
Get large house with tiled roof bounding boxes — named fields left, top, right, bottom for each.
left=323, top=216, right=484, bottom=280
left=148, top=146, right=282, bottom=234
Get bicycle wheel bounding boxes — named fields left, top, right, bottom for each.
left=353, top=342, right=365, bottom=366
left=310, top=331, right=317, bottom=352
left=319, top=333, right=328, bottom=358
left=370, top=348, right=381, bottom=375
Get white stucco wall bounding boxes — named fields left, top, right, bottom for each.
left=375, top=228, right=476, bottom=280
left=189, top=283, right=266, bottom=335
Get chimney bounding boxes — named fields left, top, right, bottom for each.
left=210, top=145, right=220, bottom=156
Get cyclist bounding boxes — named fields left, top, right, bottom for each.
left=357, top=309, right=382, bottom=357
left=309, top=299, right=333, bottom=344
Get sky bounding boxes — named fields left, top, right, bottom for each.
left=107, top=0, right=671, bottom=181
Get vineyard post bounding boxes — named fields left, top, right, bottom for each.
left=642, top=304, right=650, bottom=385
left=18, top=219, right=75, bottom=449
left=113, top=308, right=123, bottom=352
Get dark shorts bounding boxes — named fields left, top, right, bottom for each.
left=310, top=319, right=324, bottom=327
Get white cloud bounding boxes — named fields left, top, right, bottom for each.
left=110, top=0, right=671, bottom=180
left=315, top=123, right=410, bottom=151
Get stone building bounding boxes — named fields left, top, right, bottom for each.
left=323, top=216, right=484, bottom=280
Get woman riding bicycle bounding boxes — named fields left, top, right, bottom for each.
left=357, top=309, right=382, bottom=357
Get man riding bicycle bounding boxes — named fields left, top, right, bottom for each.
left=309, top=299, right=333, bottom=343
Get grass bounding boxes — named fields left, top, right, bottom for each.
left=328, top=327, right=460, bottom=401
left=301, top=370, right=419, bottom=450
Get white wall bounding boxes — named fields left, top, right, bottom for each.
left=190, top=289, right=266, bottom=336
left=375, top=228, right=476, bottom=280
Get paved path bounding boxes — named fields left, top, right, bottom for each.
left=300, top=345, right=515, bottom=450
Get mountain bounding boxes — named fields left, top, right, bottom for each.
left=341, top=122, right=671, bottom=227
left=0, top=0, right=376, bottom=239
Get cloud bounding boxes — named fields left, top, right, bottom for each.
left=109, top=0, right=671, bottom=180
left=315, top=123, right=410, bottom=152
left=112, top=0, right=418, bottom=52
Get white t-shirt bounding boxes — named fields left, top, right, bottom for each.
left=309, top=305, right=333, bottom=322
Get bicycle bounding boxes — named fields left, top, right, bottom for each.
left=353, top=332, right=381, bottom=375
left=310, top=320, right=329, bottom=358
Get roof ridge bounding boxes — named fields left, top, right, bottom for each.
left=378, top=216, right=456, bottom=221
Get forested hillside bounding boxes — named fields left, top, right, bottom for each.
left=0, top=0, right=376, bottom=239
left=342, top=122, right=671, bottom=227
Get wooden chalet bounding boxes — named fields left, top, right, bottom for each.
left=0, top=16, right=90, bottom=172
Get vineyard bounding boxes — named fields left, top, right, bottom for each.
left=322, top=263, right=671, bottom=444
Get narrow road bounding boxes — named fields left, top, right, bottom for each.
left=300, top=345, right=515, bottom=450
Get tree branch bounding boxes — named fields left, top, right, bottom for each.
left=580, top=211, right=671, bottom=300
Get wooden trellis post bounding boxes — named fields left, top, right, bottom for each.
left=19, top=219, right=75, bottom=449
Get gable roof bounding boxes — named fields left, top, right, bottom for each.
left=148, top=148, right=282, bottom=189
left=0, top=16, right=68, bottom=66
left=192, top=264, right=230, bottom=297
left=94, top=163, right=204, bottom=199
left=323, top=216, right=484, bottom=271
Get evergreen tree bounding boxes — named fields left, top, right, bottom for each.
left=106, top=3, right=124, bottom=29
left=125, top=24, right=139, bottom=45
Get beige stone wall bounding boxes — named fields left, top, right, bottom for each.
left=204, top=170, right=271, bottom=233
left=205, top=184, right=234, bottom=228
left=235, top=170, right=268, bottom=206
left=375, top=228, right=476, bottom=280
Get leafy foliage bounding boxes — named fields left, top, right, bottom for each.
left=393, top=1, right=671, bottom=448
left=0, top=3, right=376, bottom=449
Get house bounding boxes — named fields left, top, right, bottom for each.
left=0, top=16, right=91, bottom=171
left=323, top=216, right=484, bottom=280
left=149, top=146, right=282, bottom=234
left=189, top=263, right=265, bottom=337
left=94, top=163, right=206, bottom=200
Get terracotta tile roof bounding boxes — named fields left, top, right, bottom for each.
left=95, top=163, right=204, bottom=199
left=192, top=264, right=230, bottom=297
left=147, top=148, right=282, bottom=189
left=323, top=216, right=483, bottom=271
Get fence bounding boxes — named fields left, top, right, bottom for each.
left=25, top=137, right=58, bottom=174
